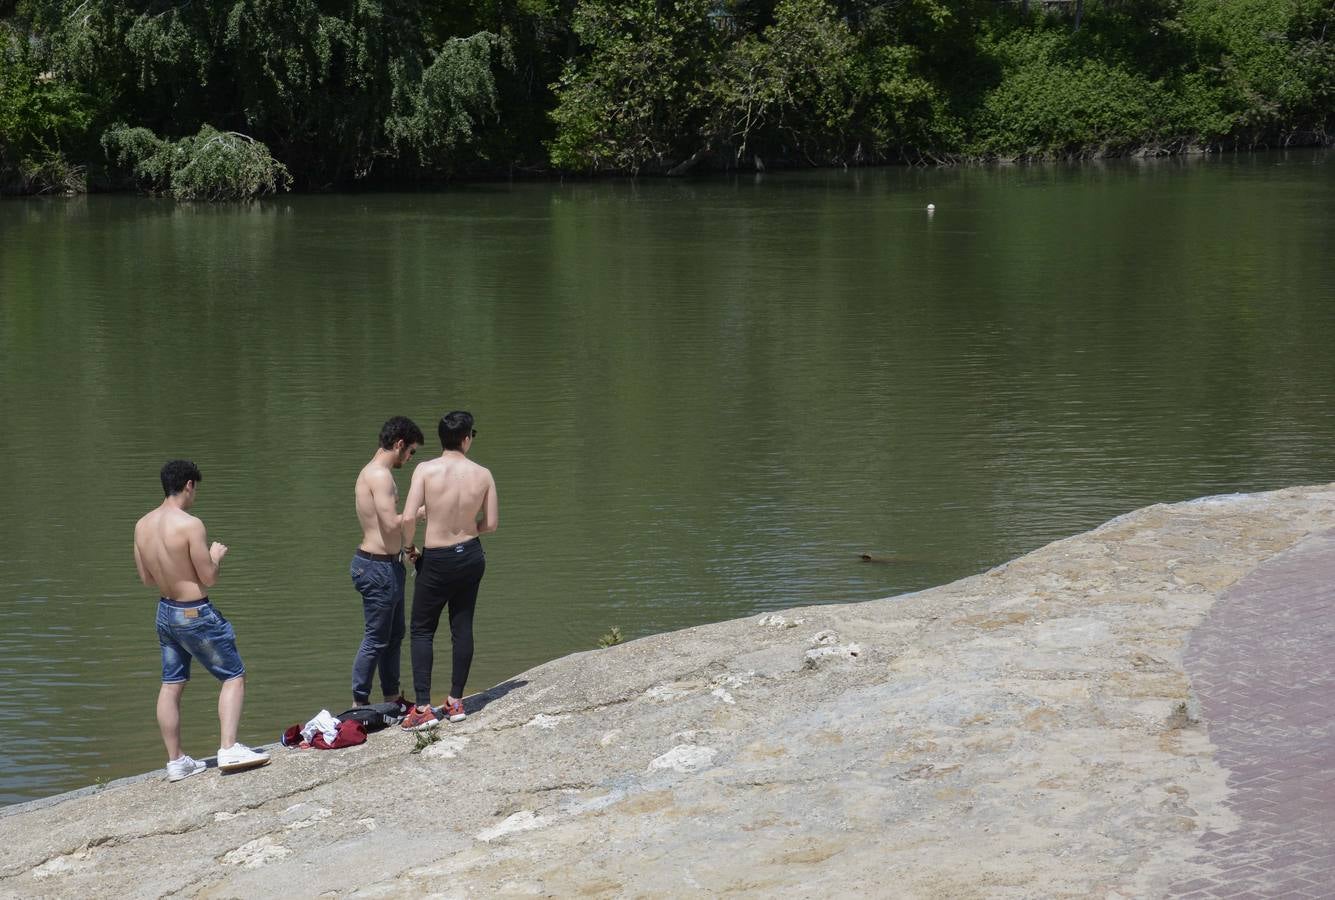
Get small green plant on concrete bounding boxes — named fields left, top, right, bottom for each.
left=410, top=729, right=441, bottom=754
left=597, top=625, right=623, bottom=648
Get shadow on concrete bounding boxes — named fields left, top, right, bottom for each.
left=466, top=679, right=529, bottom=715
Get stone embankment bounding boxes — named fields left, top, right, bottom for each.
left=3, top=485, right=1334, bottom=898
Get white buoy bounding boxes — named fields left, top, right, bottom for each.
left=926, top=203, right=936, bottom=211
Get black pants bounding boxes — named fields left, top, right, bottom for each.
left=411, top=538, right=486, bottom=705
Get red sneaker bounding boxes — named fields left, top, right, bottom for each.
left=443, top=697, right=466, bottom=722
left=400, top=705, right=440, bottom=732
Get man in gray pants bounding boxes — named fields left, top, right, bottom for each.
left=350, top=416, right=423, bottom=707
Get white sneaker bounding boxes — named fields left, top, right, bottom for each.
left=217, top=743, right=271, bottom=773
left=166, top=754, right=206, bottom=782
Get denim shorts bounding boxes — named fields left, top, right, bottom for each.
left=157, top=598, right=246, bottom=683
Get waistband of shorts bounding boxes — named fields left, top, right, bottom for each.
left=423, top=538, right=482, bottom=554
left=355, top=548, right=401, bottom=562
left=159, top=596, right=210, bottom=609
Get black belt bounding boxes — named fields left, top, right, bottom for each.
left=160, top=597, right=210, bottom=608
left=424, top=538, right=481, bottom=553
left=355, top=548, right=400, bottom=562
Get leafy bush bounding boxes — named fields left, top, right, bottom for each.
left=857, top=43, right=966, bottom=161
left=0, top=24, right=92, bottom=192
left=1179, top=0, right=1335, bottom=143
left=101, top=124, right=291, bottom=200
left=972, top=27, right=1169, bottom=157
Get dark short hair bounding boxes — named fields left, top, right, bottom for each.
left=438, top=411, right=474, bottom=450
left=161, top=460, right=202, bottom=496
left=379, top=416, right=424, bottom=450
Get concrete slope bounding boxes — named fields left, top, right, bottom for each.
left=2, top=485, right=1334, bottom=898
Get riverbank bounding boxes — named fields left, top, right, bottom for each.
left=4, top=141, right=1333, bottom=199
left=2, top=483, right=1334, bottom=897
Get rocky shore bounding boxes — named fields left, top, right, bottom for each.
left=3, top=484, right=1334, bottom=898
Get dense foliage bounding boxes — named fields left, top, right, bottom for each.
left=101, top=124, right=291, bottom=199
left=0, top=19, right=93, bottom=191
left=1, top=0, right=1332, bottom=193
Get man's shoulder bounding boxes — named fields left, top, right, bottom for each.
left=457, top=459, right=492, bottom=488
left=173, top=509, right=204, bottom=531
left=146, top=507, right=201, bottom=538
left=359, top=461, right=394, bottom=486
left=137, top=506, right=182, bottom=529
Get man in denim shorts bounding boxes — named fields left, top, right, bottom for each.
left=350, top=416, right=423, bottom=706
left=134, top=460, right=269, bottom=781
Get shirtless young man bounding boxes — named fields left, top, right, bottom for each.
left=350, top=416, right=423, bottom=707
left=133, top=460, right=269, bottom=781
left=399, top=411, right=499, bottom=730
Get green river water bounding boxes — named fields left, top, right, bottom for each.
left=2, top=153, right=1334, bottom=805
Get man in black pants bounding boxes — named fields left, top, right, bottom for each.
left=399, top=411, right=499, bottom=730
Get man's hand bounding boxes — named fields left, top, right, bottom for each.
left=416, top=505, right=427, bottom=521
left=209, top=541, right=229, bottom=564
left=405, top=544, right=421, bottom=564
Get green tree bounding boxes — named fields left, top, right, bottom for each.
left=708, top=0, right=858, bottom=166
left=17, top=0, right=513, bottom=187
left=220, top=0, right=420, bottom=183
left=0, top=22, right=93, bottom=191
left=385, top=31, right=513, bottom=172
left=6, top=0, right=1335, bottom=184
left=419, top=0, right=576, bottom=165
left=548, top=0, right=721, bottom=172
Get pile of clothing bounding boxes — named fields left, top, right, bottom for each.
left=280, top=700, right=409, bottom=750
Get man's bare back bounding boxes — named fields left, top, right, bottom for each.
left=355, top=461, right=406, bottom=555
left=397, top=412, right=497, bottom=726
left=403, top=452, right=498, bottom=548
left=134, top=504, right=225, bottom=601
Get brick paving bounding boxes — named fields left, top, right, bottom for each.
left=1176, top=528, right=1335, bottom=898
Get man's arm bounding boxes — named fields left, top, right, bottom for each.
left=401, top=465, right=426, bottom=549
left=133, top=539, right=153, bottom=587
left=476, top=471, right=499, bottom=535
left=186, top=519, right=225, bottom=587
left=368, top=468, right=404, bottom=551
